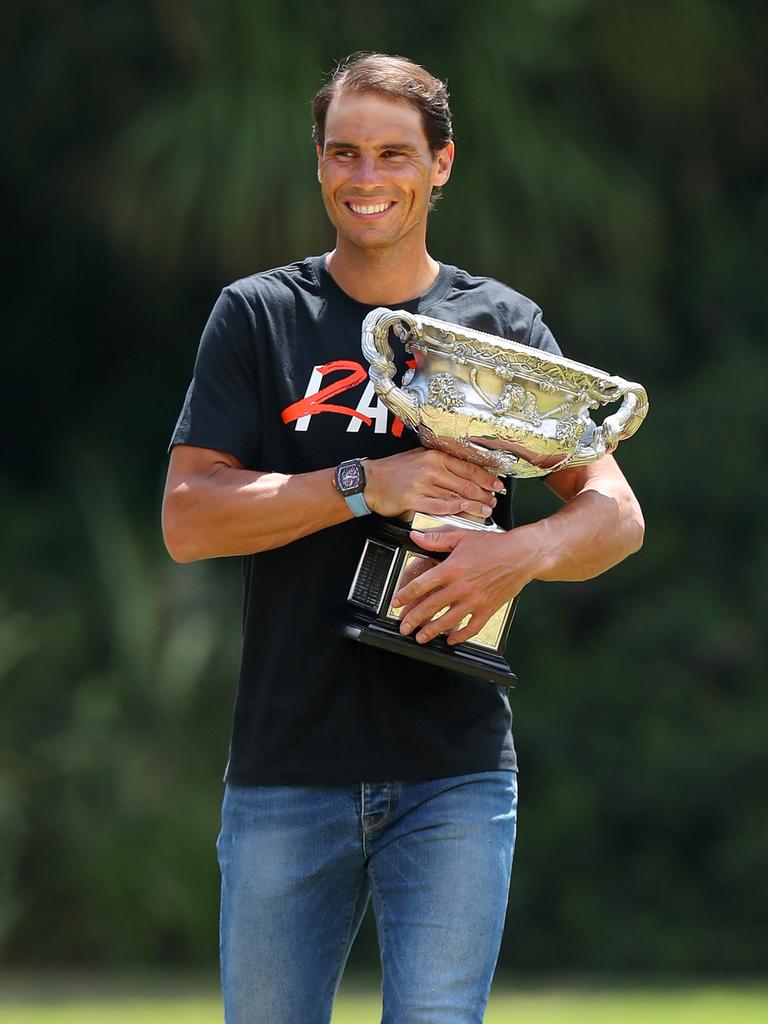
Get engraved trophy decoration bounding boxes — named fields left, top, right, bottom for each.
left=337, top=308, right=649, bottom=687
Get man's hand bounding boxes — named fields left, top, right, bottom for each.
left=390, top=454, right=645, bottom=647
left=392, top=526, right=542, bottom=646
left=364, top=449, right=502, bottom=520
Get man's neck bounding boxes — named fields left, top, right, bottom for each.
left=326, top=241, right=440, bottom=305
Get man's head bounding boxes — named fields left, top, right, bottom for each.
left=312, top=52, right=453, bottom=160
left=313, top=53, right=455, bottom=253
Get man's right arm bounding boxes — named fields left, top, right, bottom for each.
left=162, top=444, right=501, bottom=563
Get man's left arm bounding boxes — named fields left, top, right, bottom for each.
left=392, top=454, right=644, bottom=646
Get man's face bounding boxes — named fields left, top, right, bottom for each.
left=316, top=90, right=453, bottom=252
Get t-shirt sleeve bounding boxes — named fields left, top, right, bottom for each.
left=526, top=306, right=563, bottom=358
left=169, top=287, right=261, bottom=467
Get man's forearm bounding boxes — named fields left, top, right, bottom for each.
left=162, top=445, right=502, bottom=563
left=163, top=465, right=351, bottom=562
left=524, top=478, right=645, bottom=583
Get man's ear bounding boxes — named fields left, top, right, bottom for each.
left=316, top=143, right=323, bottom=183
left=432, top=141, right=455, bottom=187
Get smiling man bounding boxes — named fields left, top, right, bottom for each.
left=163, top=53, right=643, bottom=1024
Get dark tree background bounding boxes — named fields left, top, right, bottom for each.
left=2, top=0, right=766, bottom=973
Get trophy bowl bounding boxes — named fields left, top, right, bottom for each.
left=337, top=308, right=649, bottom=687
left=362, top=309, right=649, bottom=479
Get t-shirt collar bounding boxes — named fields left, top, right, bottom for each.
left=308, top=253, right=454, bottom=314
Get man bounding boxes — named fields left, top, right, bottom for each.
left=163, top=53, right=644, bottom=1024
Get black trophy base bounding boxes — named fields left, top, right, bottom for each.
left=335, top=515, right=517, bottom=689
left=338, top=609, right=517, bottom=688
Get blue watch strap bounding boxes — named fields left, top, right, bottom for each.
left=344, top=491, right=372, bottom=517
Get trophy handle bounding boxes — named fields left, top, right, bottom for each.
left=568, top=379, right=649, bottom=465
left=361, top=307, right=421, bottom=429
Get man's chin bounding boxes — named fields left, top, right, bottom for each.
left=338, top=230, right=400, bottom=252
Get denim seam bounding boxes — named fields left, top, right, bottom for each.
left=330, top=876, right=367, bottom=990
left=367, top=865, right=389, bottom=953
left=360, top=783, right=368, bottom=858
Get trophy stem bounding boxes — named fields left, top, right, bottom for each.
left=454, top=510, right=490, bottom=526
left=410, top=511, right=504, bottom=535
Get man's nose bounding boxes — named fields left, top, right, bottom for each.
left=351, top=154, right=380, bottom=188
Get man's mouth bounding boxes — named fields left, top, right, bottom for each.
left=345, top=201, right=395, bottom=217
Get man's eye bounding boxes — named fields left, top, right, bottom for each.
left=382, top=150, right=404, bottom=159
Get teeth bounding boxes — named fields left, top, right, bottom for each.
left=349, top=202, right=392, bottom=215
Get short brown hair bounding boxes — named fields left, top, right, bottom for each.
left=312, top=52, right=453, bottom=154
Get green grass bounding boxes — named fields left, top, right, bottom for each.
left=1, top=978, right=768, bottom=1023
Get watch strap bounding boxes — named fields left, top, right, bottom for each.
left=344, top=491, right=372, bottom=517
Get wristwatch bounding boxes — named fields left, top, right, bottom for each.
left=334, top=457, right=371, bottom=517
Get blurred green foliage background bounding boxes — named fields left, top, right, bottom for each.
left=1, top=0, right=766, bottom=976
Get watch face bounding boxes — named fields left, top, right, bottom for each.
left=339, top=462, right=363, bottom=493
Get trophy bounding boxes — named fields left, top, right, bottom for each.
left=337, top=307, right=649, bottom=687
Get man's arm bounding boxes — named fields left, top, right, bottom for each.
left=161, top=443, right=503, bottom=563
left=391, top=454, right=644, bottom=645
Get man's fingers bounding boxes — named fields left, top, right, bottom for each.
left=409, top=528, right=462, bottom=552
left=392, top=550, right=449, bottom=608
left=401, top=597, right=468, bottom=643
left=397, top=555, right=438, bottom=589
left=393, top=595, right=424, bottom=623
left=440, top=473, right=498, bottom=504
left=400, top=595, right=493, bottom=645
left=446, top=612, right=490, bottom=646
left=441, top=455, right=502, bottom=494
left=419, top=495, right=495, bottom=519
left=365, top=447, right=503, bottom=519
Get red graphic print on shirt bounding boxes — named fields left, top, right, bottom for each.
left=281, top=359, right=415, bottom=436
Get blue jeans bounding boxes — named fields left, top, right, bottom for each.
left=217, top=771, right=517, bottom=1024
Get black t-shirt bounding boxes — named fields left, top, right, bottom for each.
left=171, top=254, right=561, bottom=785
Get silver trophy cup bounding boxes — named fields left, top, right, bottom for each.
left=338, top=307, right=649, bottom=687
